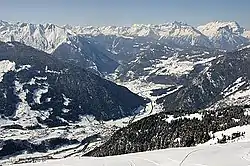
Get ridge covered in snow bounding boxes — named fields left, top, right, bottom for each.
left=0, top=20, right=74, bottom=53
left=197, top=21, right=245, bottom=36
left=197, top=21, right=249, bottom=50
left=69, top=21, right=206, bottom=38
left=0, top=20, right=249, bottom=53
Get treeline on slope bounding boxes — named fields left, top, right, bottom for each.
left=86, top=105, right=250, bottom=157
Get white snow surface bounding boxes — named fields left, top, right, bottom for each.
left=239, top=45, right=250, bottom=51
left=243, top=30, right=250, bottom=39
left=116, top=79, right=172, bottom=115
left=12, top=80, right=43, bottom=127
left=165, top=113, right=203, bottom=123
left=202, top=125, right=250, bottom=146
left=17, top=142, right=250, bottom=166
left=151, top=55, right=216, bottom=77
left=68, top=22, right=206, bottom=38
left=10, top=118, right=250, bottom=166
left=0, top=60, right=15, bottom=82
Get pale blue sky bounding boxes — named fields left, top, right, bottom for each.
left=1, top=0, right=249, bottom=28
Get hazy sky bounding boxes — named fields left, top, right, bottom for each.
left=1, top=0, right=249, bottom=28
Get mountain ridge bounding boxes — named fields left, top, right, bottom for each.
left=0, top=20, right=249, bottom=53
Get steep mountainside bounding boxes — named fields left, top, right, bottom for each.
left=158, top=47, right=250, bottom=113
left=198, top=21, right=245, bottom=36
left=0, top=41, right=148, bottom=162
left=52, top=36, right=119, bottom=75
left=0, top=41, right=146, bottom=126
left=109, top=44, right=223, bottom=116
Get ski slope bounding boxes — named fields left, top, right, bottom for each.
left=18, top=142, right=250, bottom=166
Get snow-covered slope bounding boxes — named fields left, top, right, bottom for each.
left=18, top=142, right=250, bottom=166
left=0, top=60, right=15, bottom=82
left=197, top=21, right=249, bottom=50
left=149, top=46, right=250, bottom=113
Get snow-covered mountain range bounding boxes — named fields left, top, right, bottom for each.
left=0, top=20, right=249, bottom=77
left=0, top=20, right=72, bottom=53
left=0, top=20, right=249, bottom=75
left=0, top=20, right=249, bottom=53
left=68, top=21, right=250, bottom=50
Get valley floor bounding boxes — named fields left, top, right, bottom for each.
left=18, top=142, right=250, bottom=166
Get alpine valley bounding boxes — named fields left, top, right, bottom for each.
left=0, top=20, right=250, bottom=165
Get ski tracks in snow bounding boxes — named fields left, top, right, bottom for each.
left=179, top=149, right=204, bottom=166
left=130, top=155, right=184, bottom=166
left=131, top=156, right=161, bottom=166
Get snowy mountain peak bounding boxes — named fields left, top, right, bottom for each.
left=160, top=21, right=205, bottom=36
left=197, top=21, right=249, bottom=50
left=198, top=21, right=244, bottom=36
left=0, top=21, right=73, bottom=53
